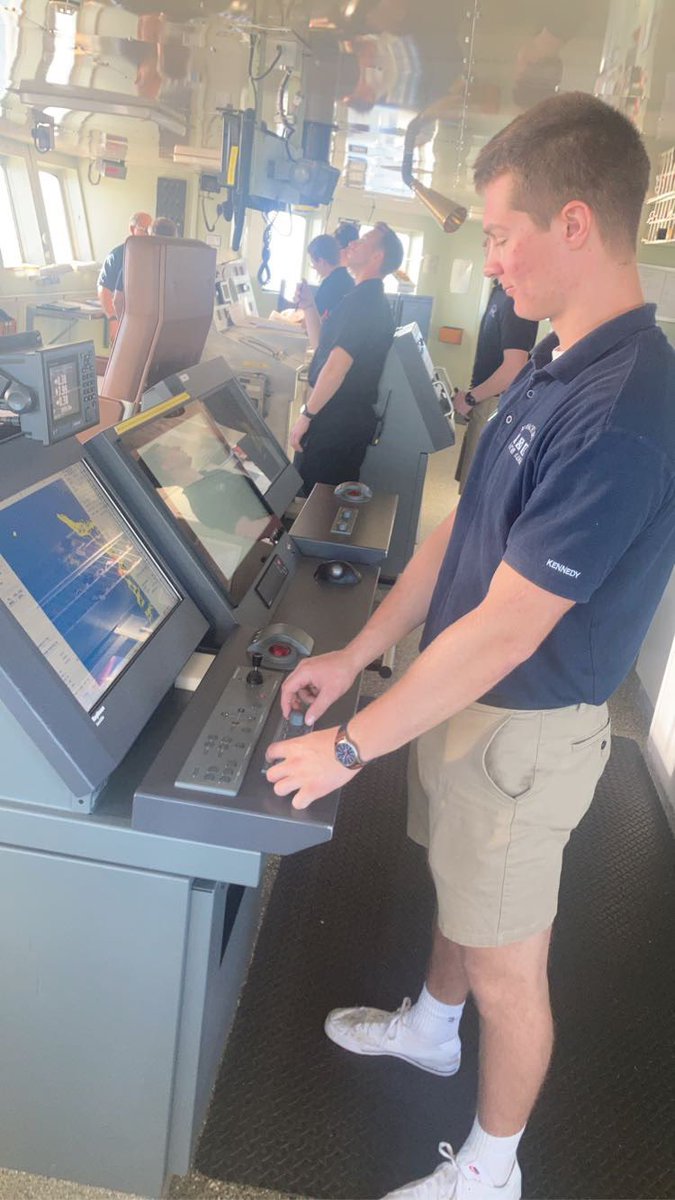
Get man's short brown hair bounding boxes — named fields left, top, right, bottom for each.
left=374, top=222, right=404, bottom=276
left=474, top=92, right=650, bottom=249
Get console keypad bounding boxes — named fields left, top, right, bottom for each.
left=330, top=505, right=358, bottom=536
left=175, top=666, right=281, bottom=797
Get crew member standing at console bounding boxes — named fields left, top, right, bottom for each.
left=290, top=223, right=404, bottom=496
left=294, top=234, right=355, bottom=350
left=334, top=221, right=360, bottom=265
left=454, top=278, right=538, bottom=491
left=97, top=211, right=152, bottom=339
left=268, top=93, right=675, bottom=1200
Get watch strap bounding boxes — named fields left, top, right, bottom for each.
left=300, top=403, right=316, bottom=419
left=464, top=390, right=478, bottom=407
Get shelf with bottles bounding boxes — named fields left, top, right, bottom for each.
left=643, top=147, right=675, bottom=244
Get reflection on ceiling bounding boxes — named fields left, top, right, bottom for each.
left=0, top=0, right=674, bottom=204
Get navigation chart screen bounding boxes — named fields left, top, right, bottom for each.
left=0, top=463, right=178, bottom=713
left=128, top=401, right=277, bottom=594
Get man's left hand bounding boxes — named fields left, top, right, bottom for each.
left=290, top=413, right=311, bottom=452
left=264, top=726, right=360, bottom=809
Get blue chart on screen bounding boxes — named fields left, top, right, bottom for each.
left=0, top=477, right=167, bottom=691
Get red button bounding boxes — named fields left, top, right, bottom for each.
left=269, top=643, right=291, bottom=657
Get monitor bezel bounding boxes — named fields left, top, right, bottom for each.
left=122, top=398, right=282, bottom=605
left=0, top=438, right=207, bottom=802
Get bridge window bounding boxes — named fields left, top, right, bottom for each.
left=38, top=170, right=75, bottom=263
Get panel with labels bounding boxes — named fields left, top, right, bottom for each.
left=174, top=666, right=281, bottom=797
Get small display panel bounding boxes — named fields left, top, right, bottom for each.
left=0, top=463, right=178, bottom=713
left=124, top=400, right=279, bottom=599
left=48, top=358, right=82, bottom=424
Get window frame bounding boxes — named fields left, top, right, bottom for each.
left=0, top=160, right=25, bottom=268
left=37, top=164, right=92, bottom=264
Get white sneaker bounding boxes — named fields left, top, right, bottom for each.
left=382, top=1143, right=522, bottom=1200
left=324, top=997, right=461, bottom=1076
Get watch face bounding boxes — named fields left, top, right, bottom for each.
left=336, top=739, right=358, bottom=768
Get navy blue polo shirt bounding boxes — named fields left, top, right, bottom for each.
left=97, top=243, right=124, bottom=292
left=421, top=304, right=675, bottom=708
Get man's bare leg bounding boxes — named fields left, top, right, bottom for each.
left=426, top=923, right=471, bottom=1005
left=464, top=926, right=553, bottom=1134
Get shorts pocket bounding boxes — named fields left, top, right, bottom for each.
left=481, top=713, right=542, bottom=803
left=571, top=717, right=611, bottom=756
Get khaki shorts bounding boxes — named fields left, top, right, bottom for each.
left=407, top=702, right=611, bottom=947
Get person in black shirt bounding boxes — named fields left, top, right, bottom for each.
left=291, top=223, right=404, bottom=496
left=294, top=234, right=355, bottom=350
left=454, top=279, right=538, bottom=491
left=334, top=220, right=360, bottom=265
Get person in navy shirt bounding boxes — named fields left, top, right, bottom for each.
left=454, top=278, right=538, bottom=490
left=267, top=93, right=675, bottom=1200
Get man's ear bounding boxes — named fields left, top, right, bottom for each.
left=559, top=200, right=593, bottom=248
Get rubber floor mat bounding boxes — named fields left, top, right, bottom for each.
left=196, top=736, right=675, bottom=1199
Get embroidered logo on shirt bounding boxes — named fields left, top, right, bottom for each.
left=547, top=559, right=581, bottom=579
left=508, top=422, right=536, bottom=466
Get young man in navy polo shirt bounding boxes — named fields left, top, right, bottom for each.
left=266, top=93, right=675, bottom=1200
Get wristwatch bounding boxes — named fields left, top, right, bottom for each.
left=300, top=403, right=316, bottom=420
left=464, top=390, right=478, bottom=407
left=334, top=724, right=369, bottom=770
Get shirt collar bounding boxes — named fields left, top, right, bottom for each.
left=354, top=277, right=385, bottom=294
left=531, top=303, right=657, bottom=382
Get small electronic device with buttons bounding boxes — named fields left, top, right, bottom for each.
left=330, top=504, right=359, bottom=536
left=246, top=621, right=314, bottom=670
left=262, top=706, right=312, bottom=774
left=290, top=482, right=397, bottom=566
left=0, top=340, right=99, bottom=445
left=174, top=663, right=282, bottom=797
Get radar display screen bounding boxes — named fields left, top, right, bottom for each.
left=0, top=463, right=178, bottom=712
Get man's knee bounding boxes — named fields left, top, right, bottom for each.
left=460, top=929, right=552, bottom=1017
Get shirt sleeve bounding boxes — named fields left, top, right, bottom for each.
left=503, top=430, right=672, bottom=603
left=113, top=268, right=124, bottom=294
left=333, top=294, right=375, bottom=361
left=97, top=249, right=119, bottom=291
left=499, top=302, right=539, bottom=354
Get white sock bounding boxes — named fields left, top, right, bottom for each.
left=406, top=984, right=464, bottom=1043
left=457, top=1117, right=525, bottom=1188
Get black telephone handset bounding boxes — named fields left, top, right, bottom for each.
left=246, top=622, right=314, bottom=671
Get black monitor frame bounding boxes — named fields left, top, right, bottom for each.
left=118, top=397, right=282, bottom=606
left=0, top=436, right=207, bottom=808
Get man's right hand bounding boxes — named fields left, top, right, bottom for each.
left=294, top=281, right=315, bottom=311
left=280, top=649, right=360, bottom=726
